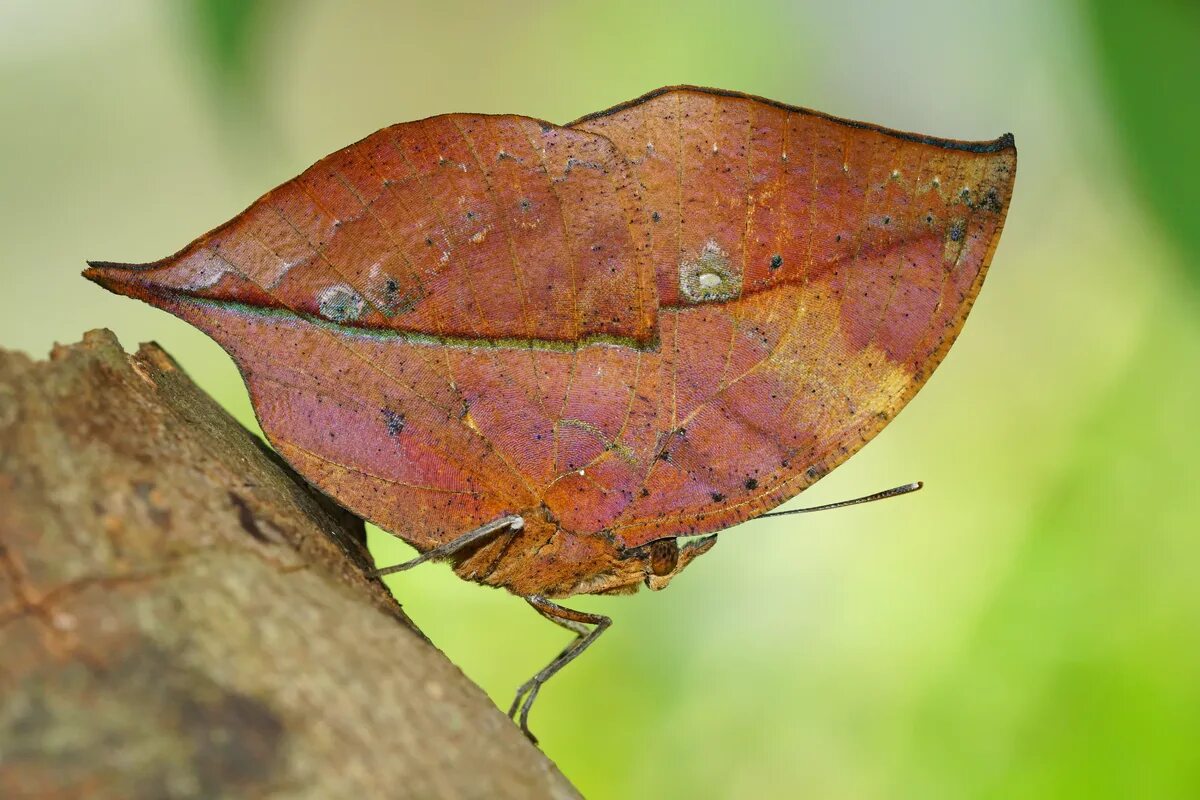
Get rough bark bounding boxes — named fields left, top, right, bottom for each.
left=0, top=330, right=580, bottom=800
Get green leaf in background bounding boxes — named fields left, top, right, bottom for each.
left=177, top=0, right=291, bottom=173
left=1087, top=0, right=1200, bottom=289
left=184, top=0, right=271, bottom=98
left=178, top=0, right=291, bottom=156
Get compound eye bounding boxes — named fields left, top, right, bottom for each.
left=648, top=538, right=679, bottom=577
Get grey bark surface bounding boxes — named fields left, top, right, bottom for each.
left=0, top=330, right=581, bottom=800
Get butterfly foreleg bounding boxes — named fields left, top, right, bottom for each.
left=370, top=514, right=524, bottom=577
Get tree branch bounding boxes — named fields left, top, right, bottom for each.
left=0, top=330, right=580, bottom=799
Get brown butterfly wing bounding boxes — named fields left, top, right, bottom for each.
left=86, top=90, right=1015, bottom=573
left=572, top=87, right=1015, bottom=547
left=85, top=114, right=656, bottom=550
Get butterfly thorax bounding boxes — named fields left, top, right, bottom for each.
left=451, top=509, right=717, bottom=598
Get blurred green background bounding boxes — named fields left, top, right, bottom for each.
left=2, top=1, right=1197, bottom=796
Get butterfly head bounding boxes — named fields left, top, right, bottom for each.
left=627, top=534, right=718, bottom=592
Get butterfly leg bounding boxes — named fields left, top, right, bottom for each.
left=508, top=595, right=611, bottom=743
left=370, top=514, right=524, bottom=577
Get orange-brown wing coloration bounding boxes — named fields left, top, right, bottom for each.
left=86, top=88, right=1015, bottom=599
left=569, top=87, right=1015, bottom=549
left=88, top=114, right=658, bottom=589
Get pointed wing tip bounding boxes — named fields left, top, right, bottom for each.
left=83, top=260, right=119, bottom=288
left=84, top=259, right=155, bottom=275
left=83, top=259, right=165, bottom=299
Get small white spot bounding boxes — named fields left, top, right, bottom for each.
left=678, top=239, right=740, bottom=303
left=51, top=610, right=76, bottom=631
left=646, top=141, right=655, bottom=153
left=781, top=152, right=789, bottom=162
left=317, top=283, right=365, bottom=323
left=842, top=162, right=850, bottom=174
left=578, top=469, right=585, bottom=476
left=712, top=142, right=719, bottom=153
left=470, top=227, right=489, bottom=244
left=891, top=169, right=901, bottom=180
left=440, top=251, right=450, bottom=263
left=178, top=251, right=231, bottom=291
left=932, top=176, right=941, bottom=188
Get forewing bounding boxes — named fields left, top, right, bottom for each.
left=85, top=114, right=656, bottom=549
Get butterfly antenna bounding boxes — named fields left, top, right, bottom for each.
left=753, top=481, right=923, bottom=520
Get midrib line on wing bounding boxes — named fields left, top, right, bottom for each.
left=206, top=211, right=527, bottom=503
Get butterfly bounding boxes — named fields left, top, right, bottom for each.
left=86, top=86, right=1015, bottom=741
